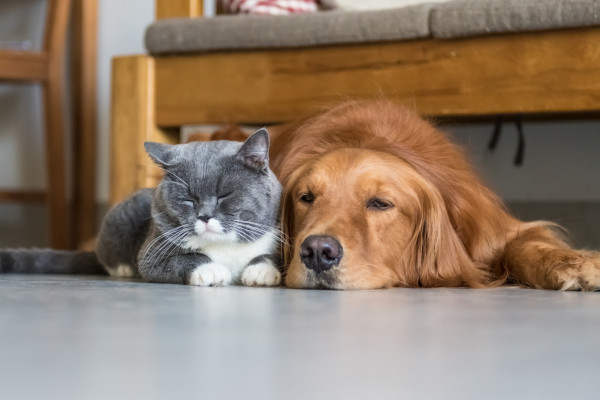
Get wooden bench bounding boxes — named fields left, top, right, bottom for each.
left=110, top=0, right=600, bottom=204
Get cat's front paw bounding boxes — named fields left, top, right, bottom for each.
left=189, top=263, right=232, bottom=287
left=106, top=263, right=136, bottom=278
left=241, top=262, right=281, bottom=287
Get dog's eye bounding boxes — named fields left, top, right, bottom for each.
left=367, top=198, right=393, bottom=211
left=299, top=192, right=315, bottom=204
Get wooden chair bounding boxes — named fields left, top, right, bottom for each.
left=110, top=0, right=600, bottom=204
left=0, top=0, right=72, bottom=249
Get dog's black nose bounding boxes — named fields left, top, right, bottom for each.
left=300, top=235, right=343, bottom=273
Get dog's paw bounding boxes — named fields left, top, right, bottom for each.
left=554, top=252, right=600, bottom=291
left=189, top=263, right=232, bottom=287
left=241, top=262, right=281, bottom=287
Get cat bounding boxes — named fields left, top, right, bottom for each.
left=0, top=129, right=283, bottom=287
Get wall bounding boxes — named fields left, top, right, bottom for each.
left=97, top=0, right=155, bottom=202
left=0, top=0, right=154, bottom=205
left=448, top=120, right=600, bottom=201
left=0, top=1, right=46, bottom=192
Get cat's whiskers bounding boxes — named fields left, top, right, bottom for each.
left=220, top=216, right=285, bottom=232
left=226, top=218, right=289, bottom=240
left=227, top=218, right=285, bottom=236
left=245, top=226, right=288, bottom=243
left=142, top=224, right=191, bottom=263
left=144, top=230, right=187, bottom=267
left=250, top=221, right=294, bottom=250
left=163, top=228, right=193, bottom=261
left=142, top=226, right=185, bottom=260
left=221, top=219, right=261, bottom=243
left=239, top=228, right=286, bottom=246
left=144, top=224, right=189, bottom=251
left=228, top=218, right=295, bottom=252
left=227, top=220, right=287, bottom=245
left=145, top=227, right=193, bottom=267
left=222, top=217, right=283, bottom=235
left=234, top=223, right=281, bottom=238
left=232, top=227, right=255, bottom=243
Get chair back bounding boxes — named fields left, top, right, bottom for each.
left=43, top=0, right=72, bottom=60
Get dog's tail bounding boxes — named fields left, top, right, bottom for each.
left=0, top=249, right=106, bottom=275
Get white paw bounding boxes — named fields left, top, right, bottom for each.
left=189, top=263, right=232, bottom=287
left=241, top=262, right=281, bottom=287
left=107, top=264, right=136, bottom=278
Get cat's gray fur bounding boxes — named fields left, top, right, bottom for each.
left=0, top=129, right=283, bottom=286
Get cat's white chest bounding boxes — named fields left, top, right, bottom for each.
left=182, top=231, right=277, bottom=277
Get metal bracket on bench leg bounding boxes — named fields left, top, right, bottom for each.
left=488, top=116, right=503, bottom=151
left=487, top=115, right=526, bottom=167
left=513, top=116, right=525, bottom=166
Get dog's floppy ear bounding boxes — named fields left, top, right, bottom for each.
left=280, top=190, right=295, bottom=271
left=279, top=167, right=305, bottom=272
left=407, top=185, right=489, bottom=288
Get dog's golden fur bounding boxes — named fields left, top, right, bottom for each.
left=213, top=100, right=600, bottom=290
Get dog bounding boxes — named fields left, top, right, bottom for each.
left=210, top=100, right=600, bottom=290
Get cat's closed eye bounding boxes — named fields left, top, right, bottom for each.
left=181, top=200, right=194, bottom=208
left=218, top=191, right=234, bottom=201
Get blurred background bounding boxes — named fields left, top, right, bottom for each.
left=1, top=0, right=599, bottom=248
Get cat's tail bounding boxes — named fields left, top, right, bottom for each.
left=0, top=249, right=106, bottom=275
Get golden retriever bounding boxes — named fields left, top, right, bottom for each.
left=213, top=100, right=600, bottom=290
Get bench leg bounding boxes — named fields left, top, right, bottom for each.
left=110, top=55, right=178, bottom=206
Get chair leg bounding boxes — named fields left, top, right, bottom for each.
left=71, top=0, right=98, bottom=248
left=43, top=75, right=71, bottom=249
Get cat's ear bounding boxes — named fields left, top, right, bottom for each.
left=235, top=128, right=270, bottom=171
left=144, top=142, right=174, bottom=168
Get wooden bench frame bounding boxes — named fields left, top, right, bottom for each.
left=110, top=0, right=600, bottom=204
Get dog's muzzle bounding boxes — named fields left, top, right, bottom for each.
left=300, top=235, right=343, bottom=273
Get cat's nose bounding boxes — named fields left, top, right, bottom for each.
left=300, top=235, right=343, bottom=273
left=198, top=215, right=210, bottom=223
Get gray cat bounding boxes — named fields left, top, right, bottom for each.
left=0, top=129, right=283, bottom=287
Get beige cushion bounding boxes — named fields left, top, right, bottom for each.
left=145, top=6, right=433, bottom=55
left=146, top=0, right=600, bottom=56
left=431, top=0, right=600, bottom=38
left=331, top=0, right=452, bottom=11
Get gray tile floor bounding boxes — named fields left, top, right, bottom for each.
left=1, top=275, right=599, bottom=400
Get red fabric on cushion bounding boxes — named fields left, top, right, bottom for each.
left=221, top=0, right=319, bottom=15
